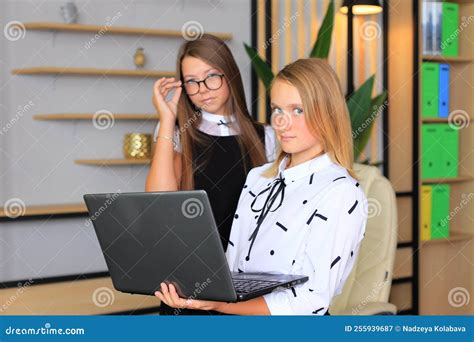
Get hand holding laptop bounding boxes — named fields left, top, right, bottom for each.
left=155, top=282, right=221, bottom=312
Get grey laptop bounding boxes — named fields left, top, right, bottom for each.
left=83, top=190, right=308, bottom=302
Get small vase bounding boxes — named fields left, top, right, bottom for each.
left=123, top=133, right=152, bottom=159
left=60, top=1, right=78, bottom=24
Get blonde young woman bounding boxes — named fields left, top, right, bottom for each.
left=146, top=34, right=277, bottom=315
left=155, top=58, right=368, bottom=315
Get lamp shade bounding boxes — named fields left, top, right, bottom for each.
left=340, top=0, right=383, bottom=15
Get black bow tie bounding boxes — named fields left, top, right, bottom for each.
left=246, top=174, right=286, bottom=261
left=217, top=120, right=230, bottom=126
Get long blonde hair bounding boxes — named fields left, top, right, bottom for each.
left=176, top=34, right=267, bottom=190
left=263, top=58, right=356, bottom=179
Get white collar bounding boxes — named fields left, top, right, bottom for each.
left=277, top=152, right=332, bottom=182
left=201, top=110, right=236, bottom=123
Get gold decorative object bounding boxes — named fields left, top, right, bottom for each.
left=134, top=47, right=146, bottom=68
left=123, top=133, right=151, bottom=159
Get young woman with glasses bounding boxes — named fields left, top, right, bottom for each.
left=145, top=34, right=277, bottom=315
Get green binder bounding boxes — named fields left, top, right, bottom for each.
left=441, top=2, right=459, bottom=57
left=422, top=63, right=439, bottom=117
left=422, top=123, right=459, bottom=179
left=439, top=124, right=459, bottom=178
left=422, top=124, right=442, bottom=179
left=430, top=184, right=450, bottom=239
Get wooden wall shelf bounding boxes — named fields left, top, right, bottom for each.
left=422, top=176, right=474, bottom=184
left=422, top=117, right=472, bottom=123
left=33, top=113, right=159, bottom=121
left=422, top=55, right=474, bottom=63
left=12, top=67, right=174, bottom=78
left=75, top=159, right=151, bottom=166
left=420, top=231, right=474, bottom=246
left=0, top=203, right=87, bottom=218
left=24, top=22, right=232, bottom=41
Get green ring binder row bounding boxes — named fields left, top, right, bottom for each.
left=421, top=62, right=450, bottom=119
left=421, top=124, right=459, bottom=180
left=422, top=1, right=459, bottom=57
left=421, top=184, right=450, bottom=241
left=420, top=121, right=459, bottom=242
left=420, top=123, right=458, bottom=242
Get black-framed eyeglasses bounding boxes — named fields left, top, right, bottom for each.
left=182, top=73, right=225, bottom=95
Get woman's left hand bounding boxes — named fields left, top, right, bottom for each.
left=155, top=283, right=224, bottom=312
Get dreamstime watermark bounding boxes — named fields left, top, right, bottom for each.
left=84, top=12, right=122, bottom=50
left=4, top=21, right=26, bottom=41
left=5, top=323, right=85, bottom=336
left=361, top=198, right=382, bottom=219
left=441, top=15, right=474, bottom=51
left=207, top=0, right=224, bottom=8
left=92, top=110, right=115, bottom=130
left=181, top=21, right=204, bottom=41
left=352, top=280, right=385, bottom=315
left=0, top=279, right=34, bottom=313
left=181, top=198, right=204, bottom=219
left=168, top=111, right=203, bottom=150
left=84, top=190, right=121, bottom=227
left=448, top=109, right=470, bottom=130
left=263, top=12, right=299, bottom=49
left=0, top=101, right=35, bottom=136
left=439, top=192, right=473, bottom=229
left=448, top=287, right=470, bottom=308
left=359, top=21, right=381, bottom=41
left=92, top=287, right=115, bottom=307
left=2, top=198, right=26, bottom=219
left=173, top=278, right=213, bottom=315
left=352, top=100, right=387, bottom=139
left=271, top=110, right=292, bottom=131
left=178, top=110, right=202, bottom=134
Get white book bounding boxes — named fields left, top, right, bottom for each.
left=422, top=2, right=433, bottom=55
left=432, top=2, right=443, bottom=56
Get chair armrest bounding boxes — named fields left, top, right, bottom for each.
left=334, top=302, right=397, bottom=315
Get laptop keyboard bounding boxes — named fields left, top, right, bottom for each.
left=232, top=279, right=281, bottom=294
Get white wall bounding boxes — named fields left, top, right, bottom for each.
left=0, top=0, right=252, bottom=282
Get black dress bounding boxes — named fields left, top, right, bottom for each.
left=159, top=124, right=266, bottom=315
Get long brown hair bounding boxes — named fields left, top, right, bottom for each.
left=176, top=34, right=267, bottom=190
left=263, top=58, right=356, bottom=179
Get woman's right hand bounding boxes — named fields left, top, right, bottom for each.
left=152, top=77, right=182, bottom=122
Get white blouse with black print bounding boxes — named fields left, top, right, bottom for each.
left=225, top=152, right=368, bottom=315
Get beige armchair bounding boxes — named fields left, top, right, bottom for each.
left=329, top=163, right=398, bottom=315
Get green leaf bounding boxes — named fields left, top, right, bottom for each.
left=347, top=75, right=375, bottom=135
left=309, top=1, right=335, bottom=59
left=353, top=91, right=388, bottom=161
left=243, top=43, right=274, bottom=91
